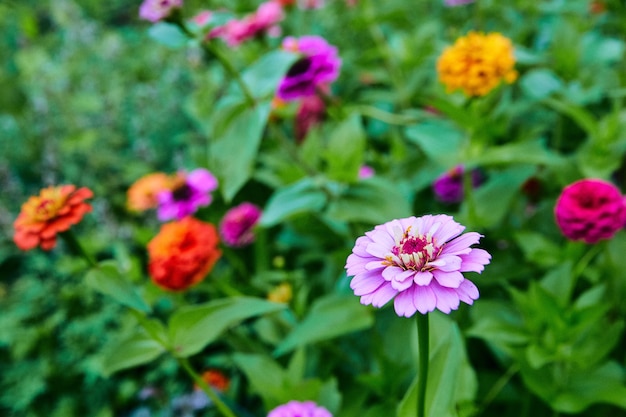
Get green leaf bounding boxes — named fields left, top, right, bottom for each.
left=405, top=119, right=466, bottom=165
left=274, top=294, right=374, bottom=356
left=210, top=102, right=271, bottom=202
left=84, top=260, right=151, bottom=313
left=397, top=314, right=477, bottom=417
left=259, top=177, right=327, bottom=227
left=520, top=69, right=563, bottom=100
left=168, top=297, right=285, bottom=357
left=147, top=23, right=188, bottom=48
left=324, top=114, right=366, bottom=183
left=325, top=177, right=412, bottom=225
left=513, top=231, right=562, bottom=268
left=242, top=50, right=299, bottom=100
left=472, top=139, right=563, bottom=167
left=543, top=97, right=598, bottom=136
left=101, top=332, right=165, bottom=376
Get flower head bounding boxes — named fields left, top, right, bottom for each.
left=147, top=217, right=222, bottom=291
left=267, top=282, right=293, bottom=303
left=157, top=168, right=218, bottom=221
left=277, top=36, right=341, bottom=101
left=210, top=1, right=284, bottom=47
left=358, top=165, right=375, bottom=180
left=345, top=215, right=491, bottom=317
left=268, top=400, right=332, bottom=417
left=139, top=0, right=183, bottom=23
left=198, top=369, right=230, bottom=392
left=433, top=165, right=483, bottom=203
left=437, top=31, right=517, bottom=96
left=554, top=179, right=626, bottom=244
left=14, top=185, right=93, bottom=251
left=219, top=202, right=262, bottom=247
left=127, top=172, right=173, bottom=212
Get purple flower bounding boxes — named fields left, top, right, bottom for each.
left=156, top=168, right=218, bottom=221
left=219, top=202, right=262, bottom=247
left=358, top=165, right=375, bottom=179
left=139, top=0, right=183, bottom=23
left=444, top=0, right=475, bottom=6
left=268, top=400, right=332, bottom=417
left=432, top=165, right=483, bottom=204
left=345, top=215, right=491, bottom=317
left=277, top=36, right=341, bottom=101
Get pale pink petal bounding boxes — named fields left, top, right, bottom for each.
left=382, top=266, right=404, bottom=282
left=427, top=254, right=461, bottom=271
left=432, top=269, right=464, bottom=288
left=440, top=232, right=482, bottom=255
left=351, top=270, right=386, bottom=295
left=457, top=279, right=479, bottom=304
left=430, top=281, right=460, bottom=313
left=414, top=270, right=433, bottom=286
left=370, top=283, right=397, bottom=307
left=394, top=288, right=418, bottom=317
left=413, top=285, right=437, bottom=314
left=365, top=242, right=390, bottom=259
left=459, top=248, right=491, bottom=273
left=365, top=260, right=386, bottom=271
left=390, top=270, right=415, bottom=291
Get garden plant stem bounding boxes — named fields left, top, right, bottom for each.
left=178, top=357, right=238, bottom=417
left=417, top=313, right=430, bottom=417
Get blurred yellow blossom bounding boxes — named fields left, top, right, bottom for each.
left=267, top=283, right=293, bottom=303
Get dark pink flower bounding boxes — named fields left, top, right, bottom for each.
left=345, top=215, right=491, bottom=317
left=277, top=36, right=341, bottom=101
left=219, top=202, right=262, bottom=247
left=358, top=165, right=375, bottom=179
left=139, top=0, right=183, bottom=23
left=268, top=400, right=332, bottom=417
left=554, top=178, right=626, bottom=244
left=295, top=93, right=326, bottom=141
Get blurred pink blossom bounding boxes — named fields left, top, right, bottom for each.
left=139, top=0, right=183, bottom=23
left=210, top=1, right=284, bottom=47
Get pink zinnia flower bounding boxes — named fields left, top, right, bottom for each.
left=277, top=36, right=341, bottom=101
left=139, top=0, right=183, bottom=23
left=345, top=215, right=491, bottom=317
left=358, top=165, right=375, bottom=179
left=267, top=400, right=332, bottom=417
left=432, top=165, right=483, bottom=203
left=210, top=1, right=284, bottom=47
left=156, top=168, right=218, bottom=221
left=219, top=202, right=262, bottom=247
left=554, top=178, right=626, bottom=244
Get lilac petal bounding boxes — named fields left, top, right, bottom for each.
left=413, top=285, right=437, bottom=314
left=394, top=288, right=418, bottom=317
left=457, top=279, right=479, bottom=304
left=414, top=270, right=433, bottom=286
left=370, top=283, right=398, bottom=307
left=430, top=281, right=460, bottom=314
left=365, top=242, right=391, bottom=259
left=441, top=232, right=482, bottom=256
left=427, top=254, right=461, bottom=271
left=382, top=266, right=405, bottom=282
left=187, top=168, right=218, bottom=192
left=345, top=254, right=368, bottom=276
left=390, top=270, right=415, bottom=291
left=352, top=236, right=373, bottom=257
left=365, top=260, right=386, bottom=271
left=432, top=269, right=464, bottom=288
left=350, top=270, right=386, bottom=295
left=432, top=217, right=465, bottom=243
left=459, top=248, right=491, bottom=273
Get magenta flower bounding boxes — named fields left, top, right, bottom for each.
left=210, top=1, right=284, bottom=47
left=219, top=202, right=262, bottom=247
left=156, top=169, right=218, bottom=221
left=358, top=165, right=375, bottom=179
left=444, top=0, right=475, bottom=6
left=433, top=165, right=483, bottom=203
left=554, top=178, right=626, bottom=244
left=267, top=400, right=332, bottom=417
left=139, top=0, right=183, bottom=23
left=345, top=215, right=491, bottom=317
left=277, top=36, right=341, bottom=101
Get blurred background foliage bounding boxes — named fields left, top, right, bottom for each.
left=3, top=0, right=626, bottom=416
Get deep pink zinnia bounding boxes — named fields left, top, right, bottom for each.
left=267, top=400, right=332, bottom=417
left=554, top=178, right=626, bottom=244
left=139, top=0, right=183, bottom=23
left=345, top=215, right=491, bottom=317
left=219, top=202, right=262, bottom=247
left=156, top=168, right=218, bottom=221
left=277, top=36, right=341, bottom=101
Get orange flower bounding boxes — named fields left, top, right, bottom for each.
left=437, top=31, right=517, bottom=97
left=13, top=185, right=93, bottom=251
left=127, top=172, right=174, bottom=212
left=147, top=217, right=221, bottom=291
left=198, top=369, right=230, bottom=392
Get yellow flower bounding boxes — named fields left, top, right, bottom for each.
left=267, top=283, right=293, bottom=304
left=437, top=32, right=517, bottom=97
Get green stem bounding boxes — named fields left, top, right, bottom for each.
left=178, top=357, right=237, bottom=417
left=476, top=364, right=519, bottom=414
left=60, top=230, right=96, bottom=267
left=351, top=105, right=423, bottom=126
left=254, top=227, right=270, bottom=274
left=416, top=313, right=430, bottom=417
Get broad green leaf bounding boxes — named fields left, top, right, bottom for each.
left=513, top=231, right=562, bottom=268
left=543, top=97, right=598, bottom=136
left=520, top=69, right=563, bottom=100
left=101, top=332, right=165, bottom=376
left=405, top=119, right=466, bottom=165
left=242, top=50, right=299, bottom=100
left=397, top=314, right=477, bottom=417
left=274, top=294, right=374, bottom=356
left=259, top=177, right=327, bottom=227
left=324, top=114, right=366, bottom=183
left=539, top=261, right=575, bottom=307
left=472, top=139, right=563, bottom=167
left=324, top=177, right=412, bottom=225
left=210, top=102, right=271, bottom=202
left=84, top=260, right=151, bottom=313
left=147, top=23, right=188, bottom=48
left=168, top=297, right=285, bottom=357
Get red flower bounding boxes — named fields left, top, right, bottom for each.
left=198, top=369, right=230, bottom=392
left=13, top=185, right=93, bottom=251
left=147, top=217, right=222, bottom=291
